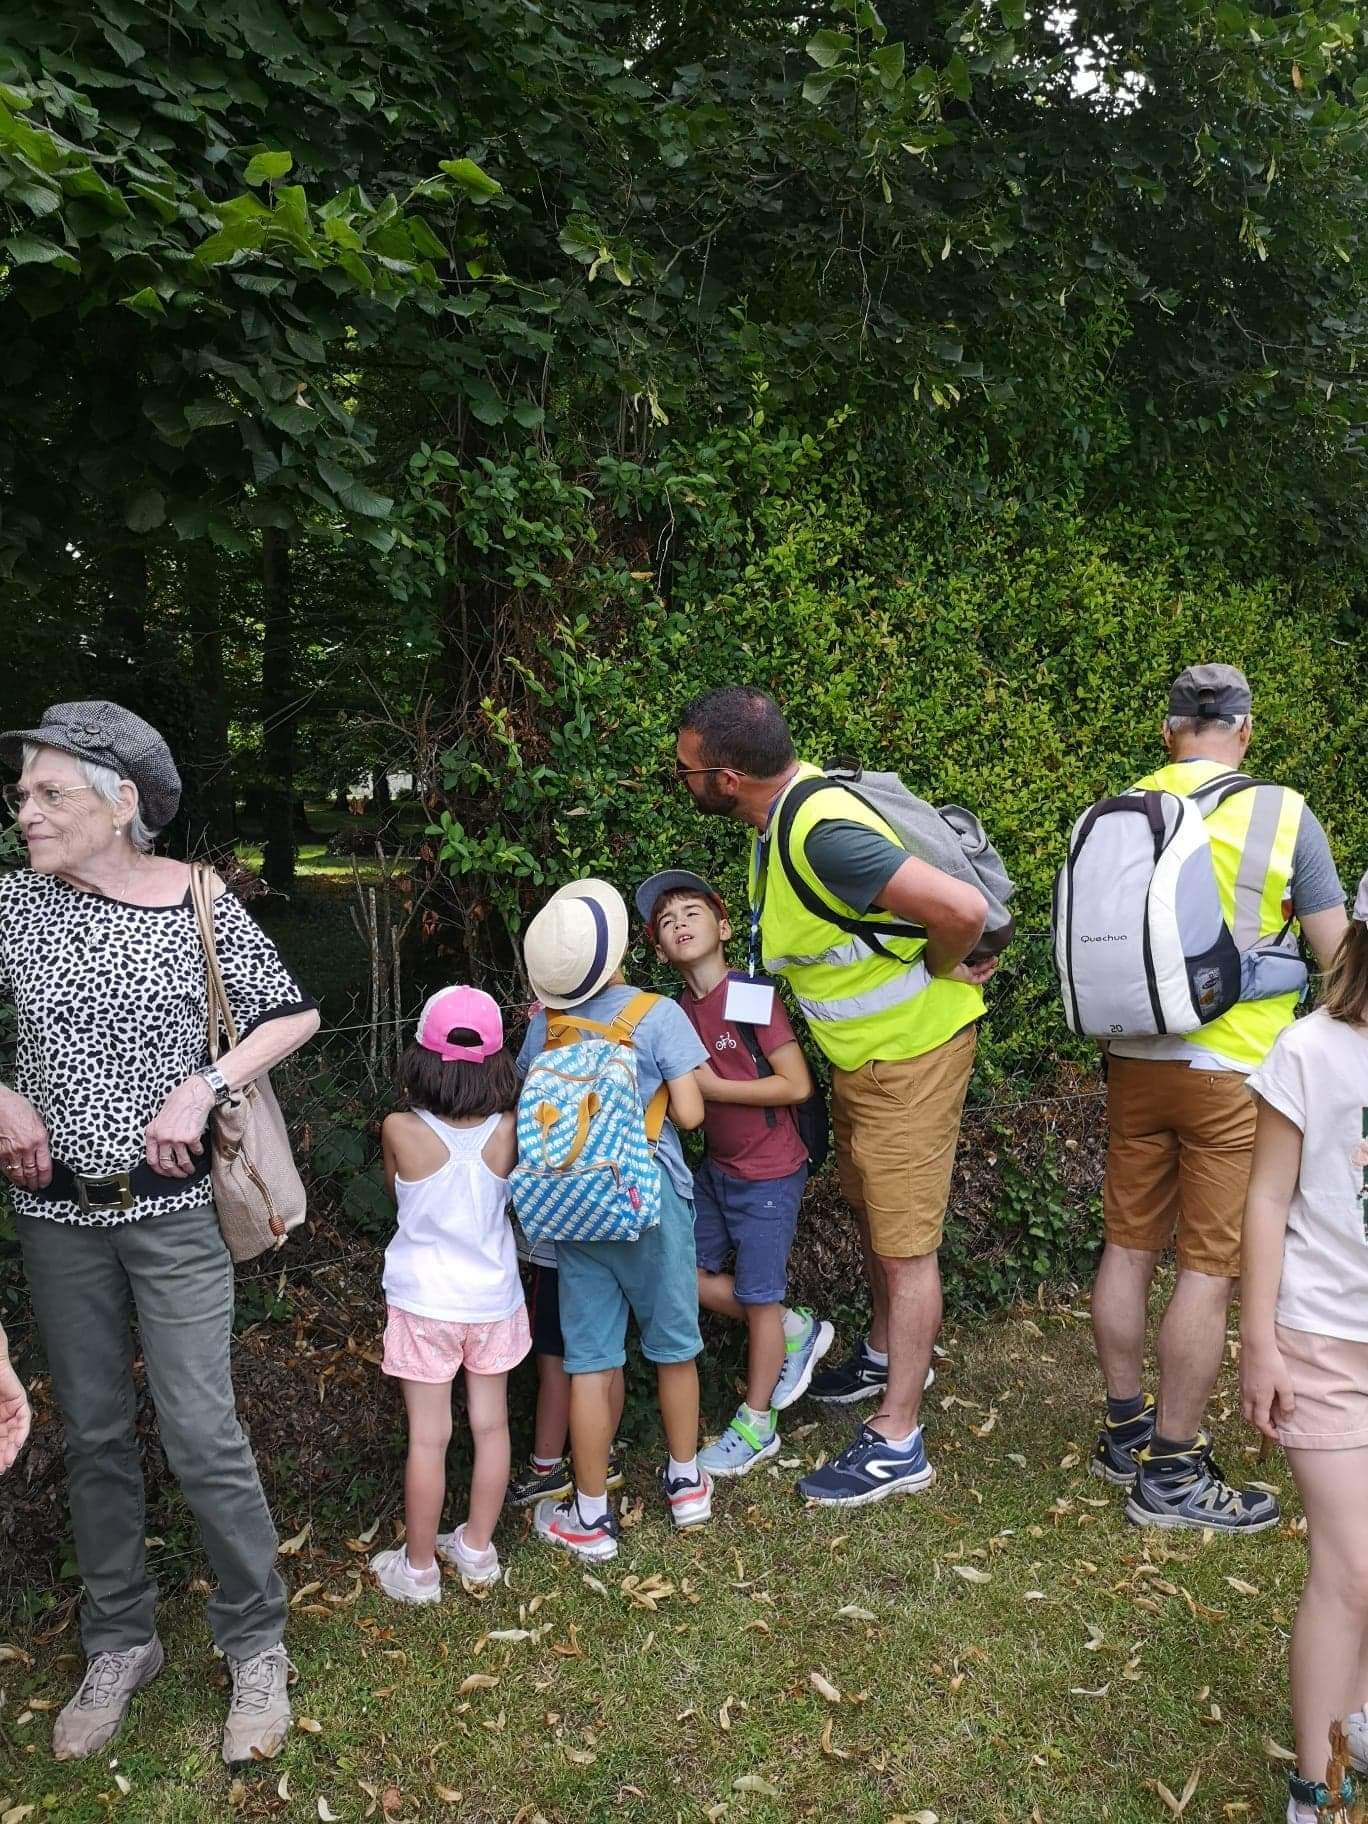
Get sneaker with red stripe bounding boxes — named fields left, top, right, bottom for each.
left=532, top=1496, right=620, bottom=1563
left=660, top=1464, right=713, bottom=1530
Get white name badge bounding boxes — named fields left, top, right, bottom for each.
left=724, top=977, right=776, bottom=1027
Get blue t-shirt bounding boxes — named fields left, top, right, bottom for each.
left=516, top=984, right=707, bottom=1199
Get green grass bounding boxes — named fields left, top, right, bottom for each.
left=0, top=1302, right=1305, bottom=1824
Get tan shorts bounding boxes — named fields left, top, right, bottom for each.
left=831, top=1025, right=976, bottom=1260
left=1103, top=1055, right=1256, bottom=1277
left=1275, top=1324, right=1368, bottom=1452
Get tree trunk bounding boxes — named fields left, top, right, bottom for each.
left=183, top=547, right=236, bottom=856
left=372, top=765, right=393, bottom=812
left=260, top=528, right=296, bottom=891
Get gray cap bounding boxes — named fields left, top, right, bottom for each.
left=634, top=868, right=725, bottom=933
left=0, top=700, right=181, bottom=830
left=1167, top=663, right=1252, bottom=721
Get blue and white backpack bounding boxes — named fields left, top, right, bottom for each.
left=510, top=992, right=669, bottom=1245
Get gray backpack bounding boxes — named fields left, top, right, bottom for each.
left=773, top=762, right=1016, bottom=961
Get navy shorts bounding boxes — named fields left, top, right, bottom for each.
left=529, top=1264, right=564, bottom=1359
left=692, top=1158, right=808, bottom=1306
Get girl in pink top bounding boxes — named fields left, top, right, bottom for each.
left=369, top=987, right=529, bottom=1604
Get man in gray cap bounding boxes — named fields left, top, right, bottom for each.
left=1088, top=663, right=1348, bottom=1532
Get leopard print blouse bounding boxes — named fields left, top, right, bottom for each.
left=0, top=870, right=314, bottom=1226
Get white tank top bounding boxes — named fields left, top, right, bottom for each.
left=382, top=1109, right=523, bottom=1324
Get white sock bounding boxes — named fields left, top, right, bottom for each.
left=667, top=1454, right=699, bottom=1484
left=781, top=1307, right=809, bottom=1339
left=741, top=1403, right=774, bottom=1434
left=575, top=1486, right=609, bottom=1523
left=530, top=1452, right=561, bottom=1472
left=404, top=1550, right=439, bottom=1579
left=878, top=1426, right=920, bottom=1452
left=864, top=1340, right=889, bottom=1368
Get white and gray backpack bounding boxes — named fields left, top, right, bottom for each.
left=1053, top=772, right=1305, bottom=1039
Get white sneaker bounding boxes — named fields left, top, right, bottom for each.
left=436, top=1523, right=501, bottom=1587
left=661, top=1464, right=712, bottom=1529
left=1345, top=1711, right=1368, bottom=1773
left=369, top=1545, right=441, bottom=1605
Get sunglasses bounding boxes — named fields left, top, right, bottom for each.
left=666, top=759, right=742, bottom=787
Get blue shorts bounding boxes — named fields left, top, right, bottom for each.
left=692, top=1159, right=808, bottom=1306
left=556, top=1173, right=703, bottom=1375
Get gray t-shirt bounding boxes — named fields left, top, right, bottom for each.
left=803, top=819, right=908, bottom=914
left=516, top=984, right=708, bottom=1199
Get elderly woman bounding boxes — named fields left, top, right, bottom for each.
left=0, top=701, right=319, bottom=1766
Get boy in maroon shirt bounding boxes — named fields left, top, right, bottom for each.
left=636, top=871, right=835, bottom=1476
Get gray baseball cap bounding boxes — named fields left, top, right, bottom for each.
left=1167, top=663, right=1252, bottom=720
left=0, top=700, right=182, bottom=829
left=634, top=869, right=725, bottom=933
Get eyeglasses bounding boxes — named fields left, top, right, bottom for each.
left=668, top=759, right=740, bottom=786
left=2, top=783, right=96, bottom=815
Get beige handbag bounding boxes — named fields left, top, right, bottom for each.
left=190, top=864, right=307, bottom=1263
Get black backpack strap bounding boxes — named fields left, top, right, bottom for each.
left=734, top=1015, right=778, bottom=1129
left=1187, top=771, right=1263, bottom=813
left=771, top=777, right=927, bottom=962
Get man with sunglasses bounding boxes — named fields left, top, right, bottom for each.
left=674, top=687, right=994, bottom=1508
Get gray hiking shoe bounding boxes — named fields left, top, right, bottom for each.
left=222, top=1644, right=293, bottom=1766
left=53, top=1637, right=164, bottom=1760
left=1125, top=1437, right=1281, bottom=1534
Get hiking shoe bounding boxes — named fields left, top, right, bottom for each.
left=1090, top=1395, right=1156, bottom=1486
left=222, top=1644, right=293, bottom=1766
left=370, top=1544, right=442, bottom=1605
left=808, top=1341, right=887, bottom=1405
left=533, top=1496, right=620, bottom=1563
left=661, top=1464, right=713, bottom=1529
left=1125, top=1438, right=1281, bottom=1534
left=436, top=1524, right=501, bottom=1588
left=52, top=1637, right=164, bottom=1760
left=508, top=1447, right=624, bottom=1508
left=797, top=1423, right=936, bottom=1508
left=699, top=1407, right=781, bottom=1479
left=772, top=1311, right=836, bottom=1410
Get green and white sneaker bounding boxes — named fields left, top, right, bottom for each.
left=699, top=1406, right=781, bottom=1479
left=772, top=1309, right=835, bottom=1410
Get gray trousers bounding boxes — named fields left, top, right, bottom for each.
left=18, top=1203, right=287, bottom=1660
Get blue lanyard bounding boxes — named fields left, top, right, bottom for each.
left=748, top=832, right=768, bottom=977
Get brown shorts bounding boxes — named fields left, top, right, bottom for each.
left=831, top=1025, right=976, bottom=1260
left=1274, top=1324, right=1368, bottom=1452
left=1103, top=1054, right=1256, bottom=1277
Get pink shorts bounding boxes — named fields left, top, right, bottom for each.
left=382, top=1304, right=531, bottom=1383
left=1275, top=1323, right=1368, bottom=1452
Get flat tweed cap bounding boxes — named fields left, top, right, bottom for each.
left=0, top=700, right=182, bottom=829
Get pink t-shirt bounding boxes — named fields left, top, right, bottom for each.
left=679, top=974, right=809, bottom=1182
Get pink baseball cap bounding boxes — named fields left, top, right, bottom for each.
left=415, top=985, right=504, bottom=1061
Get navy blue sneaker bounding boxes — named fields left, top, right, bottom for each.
left=796, top=1423, right=936, bottom=1507
left=807, top=1342, right=887, bottom=1406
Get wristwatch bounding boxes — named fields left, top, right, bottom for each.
left=195, top=1064, right=233, bottom=1109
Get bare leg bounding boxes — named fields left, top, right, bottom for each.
left=744, top=1305, right=785, bottom=1412
left=532, top=1355, right=571, bottom=1461
left=656, top=1360, right=700, bottom=1465
left=568, top=1369, right=616, bottom=1497
left=1091, top=1243, right=1161, bottom=1400
left=400, top=1380, right=453, bottom=1570
left=698, top=1269, right=744, bottom=1322
left=857, top=1211, right=891, bottom=1355
left=1286, top=1446, right=1368, bottom=1785
left=1155, top=1268, right=1234, bottom=1439
left=461, top=1371, right=510, bottom=1553
left=868, top=1252, right=940, bottom=1439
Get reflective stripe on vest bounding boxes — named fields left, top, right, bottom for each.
left=752, top=762, right=983, bottom=1072
left=1138, top=759, right=1305, bottom=1069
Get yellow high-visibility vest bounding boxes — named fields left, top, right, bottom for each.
left=1136, top=759, right=1306, bottom=1069
left=749, top=764, right=983, bottom=1072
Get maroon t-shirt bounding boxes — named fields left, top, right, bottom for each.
left=679, top=974, right=809, bottom=1182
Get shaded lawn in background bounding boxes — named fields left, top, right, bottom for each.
left=1, top=1300, right=1306, bottom=1824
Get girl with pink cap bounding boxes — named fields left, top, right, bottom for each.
left=369, top=986, right=530, bottom=1603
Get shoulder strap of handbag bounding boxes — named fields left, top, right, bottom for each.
left=189, top=863, right=240, bottom=1060
left=772, top=775, right=928, bottom=963
left=544, top=993, right=669, bottom=1147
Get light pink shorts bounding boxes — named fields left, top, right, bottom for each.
left=1275, top=1323, right=1368, bottom=1452
left=382, top=1304, right=531, bottom=1383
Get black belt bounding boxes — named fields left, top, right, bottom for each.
left=36, top=1154, right=212, bottom=1215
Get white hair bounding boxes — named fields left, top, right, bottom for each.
left=1164, top=713, right=1250, bottom=737
left=22, top=742, right=160, bottom=853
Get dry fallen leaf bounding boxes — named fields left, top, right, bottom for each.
left=1263, top=1738, right=1297, bottom=1763
left=433, top=1785, right=462, bottom=1805
left=279, top=1522, right=312, bottom=1556
left=952, top=1564, right=992, bottom=1585
left=458, top=1673, right=500, bottom=1694
left=296, top=1716, right=324, bottom=1733
left=809, top=1671, right=841, bottom=1703
left=837, top=1605, right=876, bottom=1622
left=565, top=1748, right=597, bottom=1765
left=1224, top=1576, right=1259, bottom=1597
left=277, top=1773, right=291, bottom=1801
left=317, top=1801, right=340, bottom=1823
left=1, top=1808, right=36, bottom=1824
left=888, top=1814, right=939, bottom=1824
left=1154, top=1770, right=1200, bottom=1818
left=113, top=1773, right=132, bottom=1796
left=0, top=1647, right=32, bottom=1666
left=819, top=1715, right=850, bottom=1760
left=732, top=1775, right=779, bottom=1798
